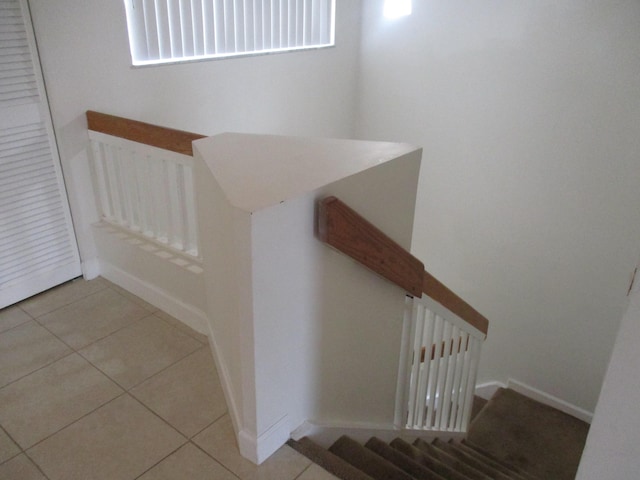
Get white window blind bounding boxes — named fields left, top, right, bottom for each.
left=0, top=0, right=40, bottom=107
left=124, top=0, right=335, bottom=66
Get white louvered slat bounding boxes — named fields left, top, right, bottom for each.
left=178, top=0, right=194, bottom=57
left=167, top=0, right=183, bottom=57
left=155, top=0, right=171, bottom=59
left=211, top=0, right=223, bottom=53
left=0, top=0, right=38, bottom=107
left=270, top=0, right=279, bottom=49
left=231, top=0, right=241, bottom=52
left=1, top=212, right=67, bottom=243
left=142, top=0, right=161, bottom=59
left=190, top=0, right=203, bottom=55
left=202, top=0, right=214, bottom=55
left=0, top=0, right=81, bottom=309
left=125, top=0, right=334, bottom=65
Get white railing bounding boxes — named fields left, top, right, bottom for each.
left=88, top=131, right=199, bottom=258
left=395, top=294, right=485, bottom=433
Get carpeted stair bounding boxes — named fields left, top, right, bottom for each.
left=288, top=388, right=590, bottom=480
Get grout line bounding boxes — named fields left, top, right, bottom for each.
left=294, top=463, right=314, bottom=479
left=0, top=347, right=75, bottom=392
left=124, top=344, right=207, bottom=392
left=21, top=450, right=52, bottom=480
left=22, top=278, right=110, bottom=320
left=0, top=319, right=36, bottom=338
left=32, top=302, right=154, bottom=354
left=153, top=311, right=209, bottom=345
left=0, top=424, right=23, bottom=464
left=71, top=313, right=194, bottom=393
left=188, top=437, right=242, bottom=479
left=131, top=442, right=188, bottom=480
left=0, top=279, right=243, bottom=479
left=22, top=392, right=128, bottom=452
left=16, top=304, right=36, bottom=321
left=128, top=391, right=190, bottom=439
left=107, top=283, right=160, bottom=314
left=189, top=411, right=228, bottom=440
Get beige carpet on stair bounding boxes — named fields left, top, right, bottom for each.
left=467, top=388, right=589, bottom=480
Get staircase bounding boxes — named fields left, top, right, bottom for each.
left=289, top=435, right=538, bottom=480
left=289, top=388, right=590, bottom=480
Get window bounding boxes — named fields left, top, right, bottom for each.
left=124, top=0, right=335, bottom=66
left=383, top=0, right=411, bottom=19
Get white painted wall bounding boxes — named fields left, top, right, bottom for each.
left=194, top=133, right=422, bottom=462
left=27, top=0, right=363, bottom=274
left=355, top=0, right=640, bottom=412
left=576, top=282, right=640, bottom=479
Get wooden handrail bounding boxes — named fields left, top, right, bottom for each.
left=318, top=197, right=425, bottom=297
left=318, top=196, right=489, bottom=336
left=423, top=271, right=488, bottom=336
left=86, top=111, right=206, bottom=156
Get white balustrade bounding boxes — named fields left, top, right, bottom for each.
left=396, top=293, right=485, bottom=433
left=88, top=131, right=199, bottom=258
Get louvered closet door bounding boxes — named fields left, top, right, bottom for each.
left=0, top=0, right=81, bottom=309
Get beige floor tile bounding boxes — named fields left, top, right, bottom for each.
left=193, top=415, right=311, bottom=480
left=245, top=446, right=312, bottom=480
left=0, top=321, right=71, bottom=388
left=79, top=315, right=203, bottom=389
left=19, top=278, right=108, bottom=318
left=138, top=443, right=239, bottom=480
left=0, top=428, right=20, bottom=464
left=106, top=282, right=158, bottom=313
left=0, top=353, right=123, bottom=448
left=37, top=288, right=150, bottom=350
left=296, top=464, right=341, bottom=480
left=0, top=454, right=46, bottom=480
left=0, top=306, right=31, bottom=334
left=155, top=310, right=209, bottom=344
left=27, top=394, right=186, bottom=480
left=131, top=348, right=227, bottom=437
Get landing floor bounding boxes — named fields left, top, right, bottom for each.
left=0, top=277, right=336, bottom=480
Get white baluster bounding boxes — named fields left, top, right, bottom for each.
left=440, top=325, right=460, bottom=430
left=424, top=314, right=443, bottom=429
left=406, top=300, right=424, bottom=428
left=415, top=308, right=435, bottom=427
left=460, top=338, right=481, bottom=430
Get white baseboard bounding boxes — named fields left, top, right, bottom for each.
left=476, top=379, right=593, bottom=423
left=475, top=381, right=507, bottom=401
left=100, top=257, right=248, bottom=444
left=506, top=379, right=593, bottom=424
left=290, top=421, right=464, bottom=450
left=81, top=258, right=101, bottom=280
left=203, top=322, right=243, bottom=448
left=98, top=260, right=208, bottom=335
left=238, top=415, right=291, bottom=465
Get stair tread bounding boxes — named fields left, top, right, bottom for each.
left=467, top=388, right=587, bottom=480
left=329, top=435, right=414, bottom=480
left=288, top=437, right=375, bottom=480
left=454, top=440, right=536, bottom=480
left=365, top=437, right=448, bottom=480
left=432, top=439, right=517, bottom=480
left=461, top=440, right=540, bottom=480
left=390, top=438, right=474, bottom=480
left=412, top=439, right=493, bottom=480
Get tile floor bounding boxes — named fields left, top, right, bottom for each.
left=0, top=277, right=336, bottom=480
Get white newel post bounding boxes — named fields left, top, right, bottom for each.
left=193, top=133, right=422, bottom=464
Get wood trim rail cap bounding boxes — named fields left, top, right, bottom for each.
left=318, top=196, right=425, bottom=297
left=318, top=196, right=489, bottom=337
left=423, top=271, right=489, bottom=336
left=86, top=110, right=206, bottom=156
